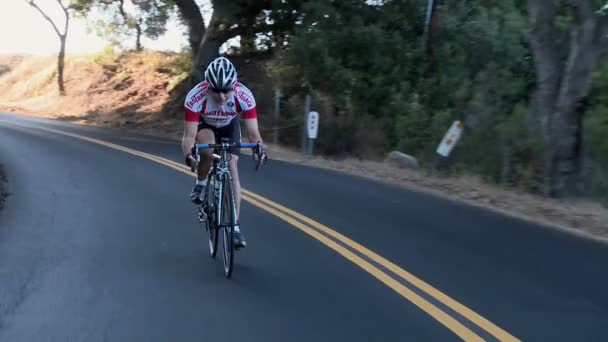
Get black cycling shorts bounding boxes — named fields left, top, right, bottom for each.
left=198, top=119, right=242, bottom=156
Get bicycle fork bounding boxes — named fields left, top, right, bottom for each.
left=198, top=170, right=222, bottom=225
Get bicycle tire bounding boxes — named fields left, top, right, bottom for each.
left=205, top=172, right=218, bottom=258
left=220, top=173, right=236, bottom=278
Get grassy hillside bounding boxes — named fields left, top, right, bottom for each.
left=0, top=50, right=275, bottom=139
left=0, top=51, right=175, bottom=134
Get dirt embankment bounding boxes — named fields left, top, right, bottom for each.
left=0, top=51, right=185, bottom=136
left=0, top=51, right=607, bottom=241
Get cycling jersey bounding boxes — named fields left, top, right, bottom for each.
left=184, top=81, right=257, bottom=127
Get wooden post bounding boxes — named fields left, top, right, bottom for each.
left=301, top=94, right=311, bottom=154
left=273, top=89, right=281, bottom=145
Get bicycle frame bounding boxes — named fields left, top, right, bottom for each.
left=193, top=141, right=258, bottom=209
left=191, top=140, right=259, bottom=278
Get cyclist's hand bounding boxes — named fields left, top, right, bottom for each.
left=185, top=153, right=199, bottom=171
left=259, top=151, right=268, bottom=165
left=253, top=142, right=268, bottom=168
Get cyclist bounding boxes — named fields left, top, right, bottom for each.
left=182, top=56, right=267, bottom=249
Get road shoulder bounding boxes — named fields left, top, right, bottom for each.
left=3, top=110, right=607, bottom=242
left=0, top=164, right=6, bottom=209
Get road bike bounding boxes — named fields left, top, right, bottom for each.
left=190, top=139, right=263, bottom=278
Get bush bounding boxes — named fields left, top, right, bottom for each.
left=88, top=44, right=119, bottom=65
left=161, top=49, right=192, bottom=91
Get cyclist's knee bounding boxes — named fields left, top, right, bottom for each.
left=228, top=155, right=239, bottom=171
left=195, top=129, right=214, bottom=143
left=200, top=149, right=214, bottom=161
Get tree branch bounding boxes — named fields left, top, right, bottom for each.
left=527, top=0, right=562, bottom=84
left=220, top=24, right=245, bottom=41
left=173, top=0, right=206, bottom=55
left=571, top=0, right=596, bottom=25
left=56, top=0, right=68, bottom=12
left=59, top=0, right=69, bottom=37
left=555, top=0, right=601, bottom=116
left=594, top=1, right=608, bottom=58
left=118, top=0, right=128, bottom=26
left=25, top=0, right=63, bottom=37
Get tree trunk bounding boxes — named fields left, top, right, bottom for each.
left=527, top=0, right=608, bottom=197
left=192, top=1, right=240, bottom=83
left=194, top=17, right=225, bottom=79
left=424, top=0, right=439, bottom=78
left=173, top=0, right=205, bottom=57
left=526, top=0, right=561, bottom=194
left=136, top=19, right=143, bottom=51
left=57, top=35, right=66, bottom=95
left=548, top=7, right=600, bottom=196
left=26, top=0, right=70, bottom=94
left=500, top=131, right=511, bottom=185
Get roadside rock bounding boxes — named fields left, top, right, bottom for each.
left=385, top=151, right=420, bottom=169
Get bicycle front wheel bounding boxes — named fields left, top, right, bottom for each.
left=219, top=173, right=236, bottom=278
left=205, top=174, right=218, bottom=258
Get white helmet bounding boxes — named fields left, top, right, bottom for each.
left=204, top=57, right=237, bottom=90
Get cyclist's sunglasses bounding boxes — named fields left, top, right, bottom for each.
left=210, top=87, right=234, bottom=94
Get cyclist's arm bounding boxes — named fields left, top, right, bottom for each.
left=182, top=121, right=198, bottom=157
left=183, top=84, right=202, bottom=157
left=242, top=118, right=263, bottom=144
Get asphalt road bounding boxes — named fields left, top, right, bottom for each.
left=0, top=112, right=607, bottom=341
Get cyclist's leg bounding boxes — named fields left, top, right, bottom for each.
left=228, top=153, right=241, bottom=220
left=196, top=123, right=216, bottom=180
left=217, top=119, right=245, bottom=247
left=223, top=119, right=242, bottom=220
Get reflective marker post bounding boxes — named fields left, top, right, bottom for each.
left=436, top=120, right=464, bottom=157
left=301, top=95, right=311, bottom=154
left=306, top=111, right=319, bottom=156
left=433, top=120, right=463, bottom=170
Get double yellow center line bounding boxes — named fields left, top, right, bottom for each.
left=0, top=120, right=520, bottom=341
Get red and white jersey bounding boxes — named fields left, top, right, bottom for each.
left=184, top=81, right=257, bottom=127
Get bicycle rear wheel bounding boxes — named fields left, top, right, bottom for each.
left=205, top=174, right=218, bottom=258
left=219, top=173, right=236, bottom=278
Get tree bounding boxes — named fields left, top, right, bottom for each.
left=193, top=0, right=280, bottom=79
left=172, top=0, right=306, bottom=82
left=527, top=0, right=608, bottom=197
left=424, top=0, right=440, bottom=78
left=172, top=0, right=206, bottom=57
left=171, top=0, right=240, bottom=82
left=91, top=0, right=170, bottom=50
left=24, top=0, right=87, bottom=94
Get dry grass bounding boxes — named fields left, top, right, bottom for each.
left=1, top=51, right=607, bottom=241
left=0, top=52, right=179, bottom=122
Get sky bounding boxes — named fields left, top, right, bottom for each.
left=0, top=0, right=211, bottom=55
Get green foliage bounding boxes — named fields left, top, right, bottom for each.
left=498, top=102, right=538, bottom=190
left=68, top=0, right=608, bottom=199
left=137, top=0, right=171, bottom=39
left=395, top=92, right=431, bottom=154
left=88, top=43, right=120, bottom=64
left=585, top=61, right=608, bottom=200
left=70, top=0, right=96, bottom=17
left=86, top=0, right=172, bottom=50
left=162, top=49, right=193, bottom=90
left=270, top=0, right=535, bottom=181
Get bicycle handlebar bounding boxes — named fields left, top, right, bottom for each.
left=194, top=142, right=259, bottom=150
left=190, top=142, right=266, bottom=172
